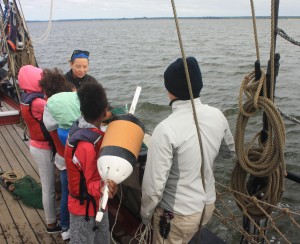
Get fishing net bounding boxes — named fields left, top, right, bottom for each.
left=12, top=175, right=43, bottom=209
left=110, top=107, right=127, bottom=115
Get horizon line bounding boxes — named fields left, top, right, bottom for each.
left=26, top=15, right=300, bottom=22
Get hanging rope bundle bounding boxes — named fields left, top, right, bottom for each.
left=236, top=70, right=286, bottom=176
left=231, top=0, right=286, bottom=221
left=232, top=68, right=286, bottom=219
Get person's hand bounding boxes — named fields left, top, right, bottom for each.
left=101, top=111, right=113, bottom=124
left=107, top=180, right=118, bottom=198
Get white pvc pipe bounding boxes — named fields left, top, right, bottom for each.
left=129, top=86, right=141, bottom=115
left=0, top=110, right=19, bottom=117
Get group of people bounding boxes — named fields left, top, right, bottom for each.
left=18, top=49, right=235, bottom=244
left=18, top=50, right=117, bottom=243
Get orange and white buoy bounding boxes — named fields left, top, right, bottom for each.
left=96, top=86, right=144, bottom=222
left=98, top=114, right=145, bottom=183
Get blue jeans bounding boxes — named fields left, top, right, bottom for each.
left=60, top=169, right=70, bottom=231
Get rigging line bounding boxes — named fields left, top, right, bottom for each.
left=250, top=0, right=260, bottom=61
left=270, top=0, right=279, bottom=102
left=0, top=13, right=21, bottom=102
left=170, top=0, right=206, bottom=233
left=17, top=0, right=53, bottom=43
left=276, top=28, right=300, bottom=46
left=110, top=184, right=122, bottom=244
left=15, top=0, right=32, bottom=38
left=277, top=108, right=300, bottom=125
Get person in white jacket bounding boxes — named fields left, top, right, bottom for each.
left=140, top=57, right=235, bottom=244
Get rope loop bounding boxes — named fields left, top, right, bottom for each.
left=1, top=170, right=25, bottom=183
left=233, top=64, right=286, bottom=219
left=239, top=70, right=266, bottom=117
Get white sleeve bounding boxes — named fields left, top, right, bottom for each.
left=220, top=115, right=235, bottom=159
left=43, top=105, right=58, bottom=131
left=140, top=123, right=174, bottom=225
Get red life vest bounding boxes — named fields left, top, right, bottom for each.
left=49, top=130, right=65, bottom=157
left=65, top=120, right=103, bottom=219
left=20, top=92, right=47, bottom=141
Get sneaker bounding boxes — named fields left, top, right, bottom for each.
left=61, top=229, right=70, bottom=241
left=46, top=223, right=62, bottom=234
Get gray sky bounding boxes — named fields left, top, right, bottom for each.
left=20, top=0, right=299, bottom=21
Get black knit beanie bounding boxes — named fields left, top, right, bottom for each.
left=164, top=57, right=203, bottom=100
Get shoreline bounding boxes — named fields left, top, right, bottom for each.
left=26, top=16, right=300, bottom=22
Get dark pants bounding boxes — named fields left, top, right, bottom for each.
left=60, top=169, right=70, bottom=230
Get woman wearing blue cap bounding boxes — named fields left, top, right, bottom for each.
left=65, top=50, right=97, bottom=89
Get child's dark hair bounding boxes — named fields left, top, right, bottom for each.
left=77, top=81, right=108, bottom=121
left=39, top=68, right=72, bottom=97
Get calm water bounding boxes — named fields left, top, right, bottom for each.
left=27, top=18, right=300, bottom=242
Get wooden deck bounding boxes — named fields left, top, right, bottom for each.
left=0, top=94, right=226, bottom=244
left=0, top=100, right=64, bottom=244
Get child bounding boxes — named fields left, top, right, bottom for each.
left=64, top=82, right=117, bottom=243
left=39, top=68, right=74, bottom=241
left=18, top=65, right=60, bottom=233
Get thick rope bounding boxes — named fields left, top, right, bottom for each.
left=270, top=0, right=276, bottom=101
left=232, top=69, right=286, bottom=220
left=276, top=28, right=300, bottom=46
left=170, top=0, right=207, bottom=231
left=232, top=0, right=285, bottom=221
left=232, top=164, right=284, bottom=219
left=1, top=170, right=25, bottom=183
left=250, top=0, right=260, bottom=61
left=278, top=108, right=300, bottom=125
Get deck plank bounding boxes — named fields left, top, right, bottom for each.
left=12, top=123, right=30, bottom=146
left=0, top=220, right=8, bottom=244
left=1, top=186, right=43, bottom=243
left=0, top=125, right=39, bottom=181
left=0, top=226, right=8, bottom=244
left=0, top=189, right=22, bottom=244
left=0, top=109, right=64, bottom=244
left=1, top=98, right=65, bottom=243
left=0, top=134, right=62, bottom=244
left=3, top=124, right=38, bottom=177
left=0, top=145, right=31, bottom=243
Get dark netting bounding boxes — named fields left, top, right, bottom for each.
left=12, top=175, right=43, bottom=209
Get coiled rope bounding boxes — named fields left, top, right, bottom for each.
left=1, top=170, right=25, bottom=183
left=232, top=69, right=286, bottom=219
left=232, top=0, right=286, bottom=220
left=235, top=71, right=286, bottom=177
